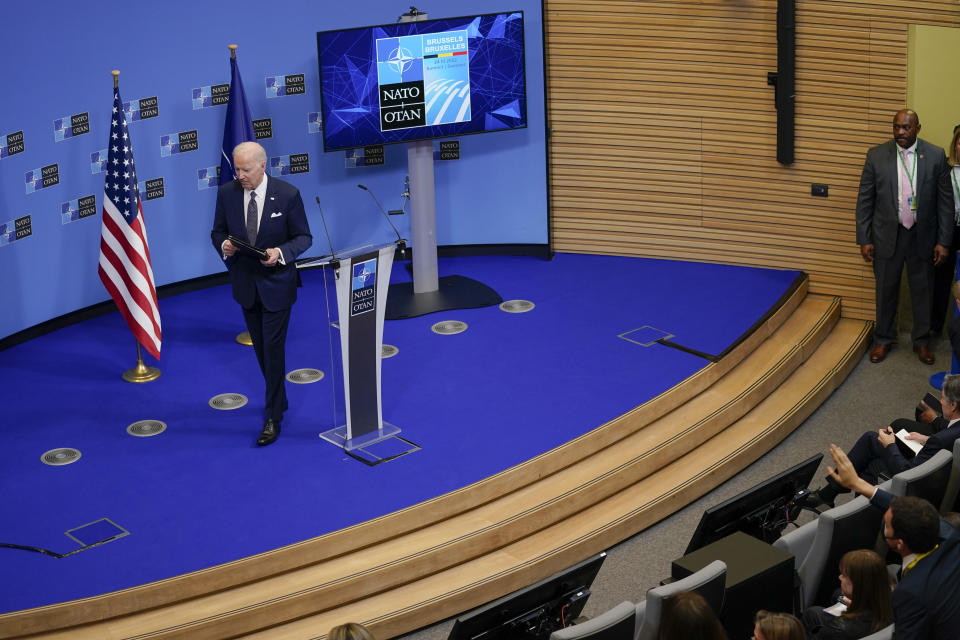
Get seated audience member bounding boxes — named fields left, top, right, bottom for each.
left=751, top=610, right=805, bottom=640
left=805, top=374, right=960, bottom=509
left=328, top=622, right=376, bottom=640
left=824, top=443, right=960, bottom=640
left=802, top=549, right=893, bottom=639
left=658, top=590, right=727, bottom=640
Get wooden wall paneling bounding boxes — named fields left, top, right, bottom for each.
left=544, top=0, right=960, bottom=323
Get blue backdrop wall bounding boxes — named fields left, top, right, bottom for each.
left=0, top=0, right=547, bottom=341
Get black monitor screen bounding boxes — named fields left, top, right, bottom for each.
left=317, top=11, right=527, bottom=151
left=448, top=552, right=607, bottom=640
left=685, top=453, right=824, bottom=554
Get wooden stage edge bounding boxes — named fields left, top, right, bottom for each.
left=0, top=276, right=874, bottom=639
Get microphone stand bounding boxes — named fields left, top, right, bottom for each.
left=357, top=184, right=407, bottom=258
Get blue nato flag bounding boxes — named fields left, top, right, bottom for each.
left=219, top=53, right=256, bottom=185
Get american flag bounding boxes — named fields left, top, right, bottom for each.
left=97, top=86, right=162, bottom=359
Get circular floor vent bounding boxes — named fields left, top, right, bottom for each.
left=209, top=393, right=248, bottom=410
left=431, top=320, right=468, bottom=335
left=500, top=299, right=535, bottom=313
left=381, top=344, right=399, bottom=358
left=287, top=368, right=324, bottom=384
left=126, top=420, right=167, bottom=437
left=41, top=448, right=81, bottom=466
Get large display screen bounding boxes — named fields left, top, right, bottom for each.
left=317, top=11, right=527, bottom=151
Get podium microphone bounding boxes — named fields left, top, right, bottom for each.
left=357, top=184, right=407, bottom=258
left=314, top=196, right=340, bottom=277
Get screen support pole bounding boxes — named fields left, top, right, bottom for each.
left=407, top=139, right=439, bottom=293
left=401, top=10, right=439, bottom=294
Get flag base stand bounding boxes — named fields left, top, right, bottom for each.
left=235, top=331, right=253, bottom=346
left=122, top=343, right=161, bottom=383
left=122, top=361, right=160, bottom=383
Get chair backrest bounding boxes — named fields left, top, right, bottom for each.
left=890, top=448, right=953, bottom=508
left=858, top=623, right=894, bottom=640
left=549, top=601, right=638, bottom=640
left=798, top=494, right=885, bottom=607
left=938, top=438, right=960, bottom=513
left=634, top=560, right=726, bottom=640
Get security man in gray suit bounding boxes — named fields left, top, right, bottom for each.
left=856, top=109, right=954, bottom=364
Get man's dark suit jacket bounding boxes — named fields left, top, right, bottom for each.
left=210, top=176, right=312, bottom=310
left=855, top=138, right=953, bottom=259
left=880, top=421, right=960, bottom=477
left=870, top=489, right=960, bottom=640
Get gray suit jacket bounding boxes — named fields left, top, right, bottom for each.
left=855, top=138, right=953, bottom=260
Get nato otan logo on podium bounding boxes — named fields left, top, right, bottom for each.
left=351, top=259, right=378, bottom=316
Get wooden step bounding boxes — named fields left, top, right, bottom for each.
left=238, top=317, right=870, bottom=640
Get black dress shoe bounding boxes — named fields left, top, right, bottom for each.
left=257, top=419, right=281, bottom=447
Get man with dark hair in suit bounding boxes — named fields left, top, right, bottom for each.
left=806, top=373, right=960, bottom=509
left=211, top=141, right=312, bottom=446
left=826, top=444, right=960, bottom=640
left=856, top=109, right=954, bottom=365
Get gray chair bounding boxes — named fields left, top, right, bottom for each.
left=549, top=601, right=639, bottom=640
left=773, top=480, right=892, bottom=608
left=634, top=559, right=726, bottom=640
left=938, top=438, right=960, bottom=514
left=890, top=448, right=953, bottom=509
left=859, top=623, right=893, bottom=640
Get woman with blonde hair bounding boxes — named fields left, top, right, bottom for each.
left=327, top=622, right=376, bottom=640
left=751, top=610, right=804, bottom=640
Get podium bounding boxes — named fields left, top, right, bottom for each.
left=298, top=241, right=400, bottom=451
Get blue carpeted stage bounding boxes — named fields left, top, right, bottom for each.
left=0, top=253, right=801, bottom=614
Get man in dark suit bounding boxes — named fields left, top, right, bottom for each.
left=826, top=444, right=960, bottom=640
left=856, top=109, right=954, bottom=364
left=211, top=141, right=312, bottom=446
left=806, top=373, right=960, bottom=509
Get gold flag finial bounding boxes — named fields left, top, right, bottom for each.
left=111, top=69, right=119, bottom=88
left=229, top=44, right=238, bottom=59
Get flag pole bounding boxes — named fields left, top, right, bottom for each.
left=109, top=70, right=161, bottom=383
left=225, top=45, right=254, bottom=347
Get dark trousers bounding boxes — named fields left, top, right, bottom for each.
left=873, top=226, right=933, bottom=346
left=242, top=297, right=291, bottom=422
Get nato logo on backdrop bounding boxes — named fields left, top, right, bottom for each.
left=161, top=130, right=199, bottom=157
left=123, top=96, right=159, bottom=121
left=1, top=216, right=32, bottom=246
left=344, top=146, right=384, bottom=168
left=307, top=112, right=322, bottom=134
left=1, top=131, right=25, bottom=158
left=269, top=153, right=309, bottom=177
left=197, top=167, right=220, bottom=190
left=25, top=163, right=59, bottom=194
left=90, top=149, right=108, bottom=174
left=253, top=118, right=273, bottom=139
left=139, top=178, right=165, bottom=201
left=192, top=84, right=230, bottom=109
left=54, top=113, right=90, bottom=141
left=61, top=195, right=97, bottom=225
left=266, top=74, right=305, bottom=98
left=351, top=258, right=377, bottom=316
